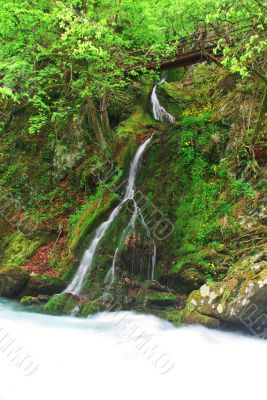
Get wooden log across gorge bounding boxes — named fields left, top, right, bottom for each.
left=125, top=45, right=221, bottom=72
left=125, top=22, right=256, bottom=73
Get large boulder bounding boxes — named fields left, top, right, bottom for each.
left=21, top=276, right=66, bottom=297
left=182, top=251, right=267, bottom=336
left=0, top=267, right=30, bottom=297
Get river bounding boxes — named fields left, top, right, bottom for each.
left=0, top=298, right=266, bottom=400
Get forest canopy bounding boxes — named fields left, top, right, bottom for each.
left=0, top=0, right=266, bottom=140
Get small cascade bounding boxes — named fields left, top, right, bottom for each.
left=64, top=136, right=155, bottom=296
left=151, top=77, right=175, bottom=123
left=103, top=139, right=157, bottom=297
left=71, top=305, right=80, bottom=316
left=104, top=188, right=157, bottom=289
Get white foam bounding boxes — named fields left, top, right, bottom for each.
left=0, top=300, right=266, bottom=400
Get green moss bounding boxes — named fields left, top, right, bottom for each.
left=69, top=189, right=118, bottom=253
left=0, top=232, right=41, bottom=269
left=147, top=292, right=177, bottom=307
left=20, top=296, right=39, bottom=306
left=159, top=309, right=185, bottom=327
left=182, top=310, right=220, bottom=328
left=43, top=293, right=77, bottom=314
left=78, top=300, right=101, bottom=317
left=113, top=106, right=155, bottom=167
left=115, top=107, right=153, bottom=139
left=147, top=292, right=176, bottom=301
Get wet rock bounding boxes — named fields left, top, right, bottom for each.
left=43, top=293, right=78, bottom=315
left=144, top=280, right=173, bottom=292
left=20, top=296, right=40, bottom=306
left=78, top=300, right=102, bottom=317
left=0, top=267, right=30, bottom=297
left=177, top=265, right=206, bottom=292
left=37, top=294, right=51, bottom=302
left=183, top=310, right=221, bottom=328
left=181, top=251, right=267, bottom=335
left=21, top=276, right=66, bottom=297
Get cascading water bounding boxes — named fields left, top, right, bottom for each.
left=64, top=136, right=155, bottom=296
left=105, top=145, right=157, bottom=287
left=64, top=78, right=175, bottom=296
left=151, top=77, right=175, bottom=123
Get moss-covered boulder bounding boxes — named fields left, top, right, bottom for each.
left=21, top=275, right=66, bottom=297
left=180, top=251, right=267, bottom=333
left=43, top=293, right=79, bottom=314
left=0, top=267, right=30, bottom=297
left=78, top=300, right=102, bottom=317
left=176, top=264, right=207, bottom=292
left=43, top=293, right=104, bottom=316
left=20, top=296, right=40, bottom=306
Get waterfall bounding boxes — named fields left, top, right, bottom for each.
left=64, top=136, right=155, bottom=296
left=64, top=78, right=174, bottom=297
left=151, top=77, right=175, bottom=123
left=105, top=143, right=157, bottom=287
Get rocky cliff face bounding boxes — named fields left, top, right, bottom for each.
left=0, top=63, right=266, bottom=335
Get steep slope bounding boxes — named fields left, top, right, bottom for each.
left=0, top=62, right=266, bottom=334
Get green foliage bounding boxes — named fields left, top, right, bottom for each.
left=170, top=113, right=233, bottom=247
left=208, top=0, right=266, bottom=78
left=0, top=232, right=41, bottom=269
left=0, top=0, right=264, bottom=314
left=231, top=179, right=256, bottom=198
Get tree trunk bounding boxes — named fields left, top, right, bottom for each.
left=99, top=92, right=110, bottom=138
left=251, top=86, right=267, bottom=144
left=86, top=98, right=106, bottom=150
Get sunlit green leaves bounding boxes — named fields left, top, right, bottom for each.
left=208, top=0, right=267, bottom=78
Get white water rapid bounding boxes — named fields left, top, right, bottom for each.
left=64, top=136, right=155, bottom=295
left=0, top=299, right=266, bottom=400
left=151, top=78, right=175, bottom=123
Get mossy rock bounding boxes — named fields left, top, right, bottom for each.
left=21, top=275, right=66, bottom=297
left=144, top=280, right=170, bottom=292
left=0, top=267, right=30, bottom=297
left=146, top=292, right=177, bottom=307
left=20, top=296, right=40, bottom=306
left=80, top=199, right=156, bottom=299
left=159, top=309, right=185, bottom=327
left=69, top=190, right=118, bottom=253
left=78, top=300, right=102, bottom=317
left=43, top=293, right=78, bottom=315
left=167, top=68, right=186, bottom=83
left=177, top=265, right=206, bottom=291
left=180, top=251, right=267, bottom=332
left=182, top=310, right=221, bottom=328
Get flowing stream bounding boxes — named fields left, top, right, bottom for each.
left=0, top=298, right=266, bottom=400
left=64, top=136, right=156, bottom=295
